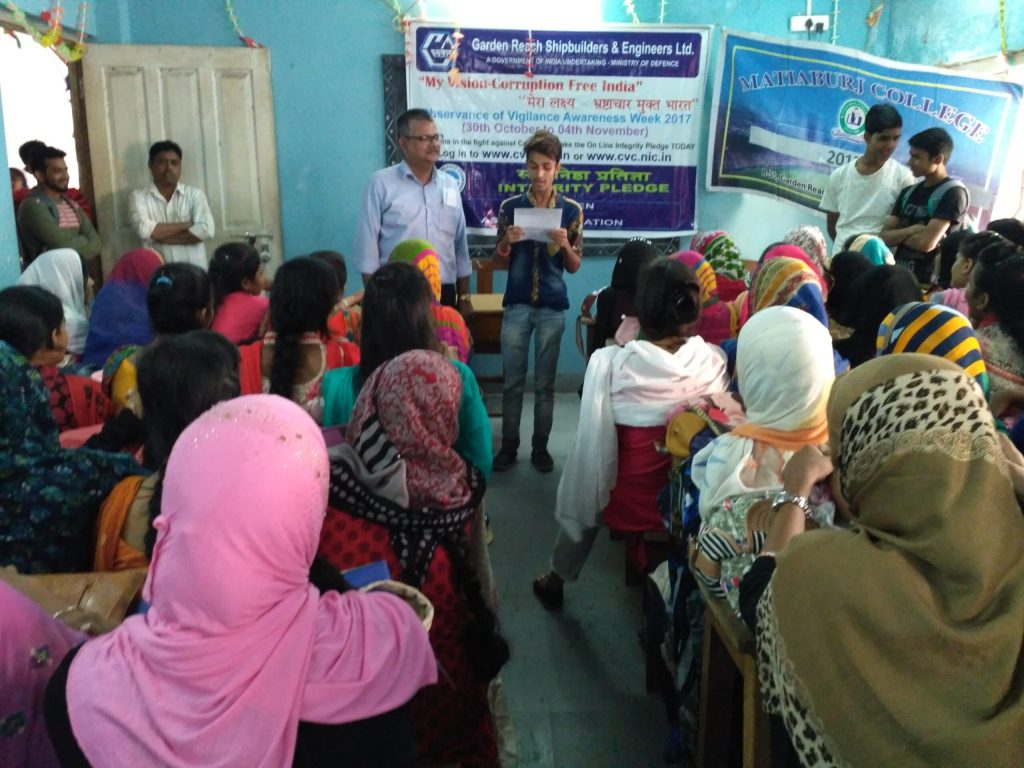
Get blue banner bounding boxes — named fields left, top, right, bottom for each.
left=708, top=31, right=1022, bottom=214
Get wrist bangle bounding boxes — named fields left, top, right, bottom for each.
left=457, top=293, right=472, bottom=302
left=771, top=491, right=811, bottom=517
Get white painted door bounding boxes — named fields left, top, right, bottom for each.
left=78, top=44, right=282, bottom=274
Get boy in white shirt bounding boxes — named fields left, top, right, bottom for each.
left=820, top=105, right=915, bottom=257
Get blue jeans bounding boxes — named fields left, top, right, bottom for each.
left=500, top=303, right=565, bottom=447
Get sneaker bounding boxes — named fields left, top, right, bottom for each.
left=493, top=445, right=518, bottom=471
left=530, top=447, right=554, bottom=473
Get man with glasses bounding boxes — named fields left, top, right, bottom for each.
left=354, top=108, right=471, bottom=311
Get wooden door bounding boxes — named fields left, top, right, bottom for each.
left=77, top=44, right=282, bottom=273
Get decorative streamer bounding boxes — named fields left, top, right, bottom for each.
left=3, top=0, right=87, bottom=62
left=447, top=28, right=463, bottom=86
left=224, top=0, right=263, bottom=48
left=623, top=0, right=640, bottom=24
left=999, top=0, right=1007, bottom=58
left=524, top=30, right=535, bottom=78
left=659, top=0, right=667, bottom=25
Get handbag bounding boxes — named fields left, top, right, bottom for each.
left=0, top=566, right=147, bottom=633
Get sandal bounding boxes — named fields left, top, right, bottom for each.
left=532, top=573, right=564, bottom=610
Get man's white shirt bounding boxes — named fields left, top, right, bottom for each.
left=820, top=158, right=915, bottom=257
left=128, top=183, right=215, bottom=267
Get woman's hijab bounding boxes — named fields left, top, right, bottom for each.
left=82, top=249, right=163, bottom=368
left=782, top=225, right=829, bottom=272
left=0, top=583, right=85, bottom=768
left=0, top=342, right=140, bottom=573
left=690, top=230, right=745, bottom=281
left=746, top=255, right=828, bottom=327
left=848, top=233, right=895, bottom=265
left=834, top=264, right=921, bottom=368
left=692, top=306, right=835, bottom=513
left=824, top=250, right=873, bottom=327
left=347, top=349, right=470, bottom=509
left=876, top=301, right=988, bottom=396
left=17, top=248, right=89, bottom=355
left=764, top=354, right=1024, bottom=768
left=671, top=250, right=717, bottom=307
left=65, top=395, right=437, bottom=768
left=610, top=238, right=658, bottom=295
left=758, top=244, right=827, bottom=295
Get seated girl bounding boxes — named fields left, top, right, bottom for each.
left=0, top=299, right=140, bottom=573
left=584, top=238, right=658, bottom=356
left=320, top=350, right=507, bottom=768
left=238, top=257, right=359, bottom=422
left=689, top=230, right=747, bottom=301
left=93, top=330, right=241, bottom=571
left=931, top=230, right=1004, bottom=318
left=533, top=259, right=729, bottom=609
left=966, top=239, right=1024, bottom=419
left=824, top=249, right=873, bottom=340
left=104, top=262, right=213, bottom=416
left=0, top=286, right=109, bottom=432
left=691, top=306, right=836, bottom=610
left=82, top=249, right=163, bottom=370
left=17, top=248, right=89, bottom=360
left=738, top=354, right=1024, bottom=768
left=209, top=241, right=269, bottom=343
left=311, top=249, right=364, bottom=345
left=46, top=395, right=438, bottom=768
left=832, top=264, right=920, bottom=368
left=390, top=239, right=471, bottom=363
left=322, top=261, right=492, bottom=478
left=847, top=233, right=895, bottom=265
left=670, top=250, right=737, bottom=345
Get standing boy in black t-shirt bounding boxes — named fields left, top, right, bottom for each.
left=880, top=127, right=969, bottom=282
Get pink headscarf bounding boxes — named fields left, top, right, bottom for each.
left=108, top=248, right=164, bottom=286
left=347, top=350, right=471, bottom=508
left=66, top=395, right=437, bottom=768
left=0, top=584, right=85, bottom=768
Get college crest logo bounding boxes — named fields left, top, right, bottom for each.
left=837, top=99, right=869, bottom=136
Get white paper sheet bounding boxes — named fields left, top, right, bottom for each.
left=513, top=207, right=561, bottom=242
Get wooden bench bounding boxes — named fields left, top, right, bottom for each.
left=697, top=582, right=771, bottom=768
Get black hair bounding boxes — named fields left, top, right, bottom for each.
left=834, top=265, right=921, bottom=367
left=147, top=263, right=212, bottom=335
left=0, top=285, right=64, bottom=358
left=34, top=146, right=66, bottom=173
left=359, top=262, right=440, bottom=383
left=148, top=140, right=183, bottom=163
left=209, top=242, right=262, bottom=306
left=985, top=218, right=1024, bottom=247
left=973, top=240, right=1024, bottom=356
left=636, top=259, right=701, bottom=341
left=825, top=250, right=873, bottom=326
left=268, top=257, right=338, bottom=398
left=18, top=139, right=45, bottom=170
left=138, top=329, right=241, bottom=556
left=397, top=108, right=434, bottom=137
left=864, top=104, right=902, bottom=134
left=610, top=238, right=658, bottom=294
left=959, top=231, right=1006, bottom=264
left=10, top=167, right=27, bottom=188
left=908, top=127, right=954, bottom=162
left=308, top=250, right=348, bottom=298
left=936, top=229, right=972, bottom=289
left=524, top=129, right=562, bottom=163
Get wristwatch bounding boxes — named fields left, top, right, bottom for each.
left=457, top=293, right=472, bottom=303
left=771, top=491, right=811, bottom=517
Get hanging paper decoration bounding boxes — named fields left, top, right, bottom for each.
left=447, top=28, right=463, bottom=86
left=623, top=0, right=641, bottom=24
left=524, top=30, right=535, bottom=78
left=865, top=3, right=884, bottom=27
left=4, top=1, right=88, bottom=62
left=224, top=0, right=263, bottom=48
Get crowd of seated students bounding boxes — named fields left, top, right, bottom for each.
left=2, top=177, right=1023, bottom=768
left=552, top=220, right=1024, bottom=766
left=0, top=230, right=515, bottom=767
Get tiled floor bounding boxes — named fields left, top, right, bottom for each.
left=485, top=392, right=668, bottom=768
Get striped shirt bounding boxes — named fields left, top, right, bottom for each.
left=56, top=200, right=79, bottom=229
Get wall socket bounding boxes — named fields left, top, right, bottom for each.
left=790, top=14, right=830, bottom=32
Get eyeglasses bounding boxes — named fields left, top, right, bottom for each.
left=402, top=133, right=443, bottom=144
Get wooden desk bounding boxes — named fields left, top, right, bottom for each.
left=468, top=293, right=504, bottom=356
left=697, top=583, right=771, bottom=768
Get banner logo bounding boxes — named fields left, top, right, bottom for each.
left=439, top=163, right=466, bottom=192
left=419, top=32, right=454, bottom=71
left=837, top=99, right=869, bottom=136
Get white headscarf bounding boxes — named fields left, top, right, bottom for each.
left=18, top=249, right=89, bottom=355
left=556, top=336, right=729, bottom=540
left=692, top=306, right=835, bottom=514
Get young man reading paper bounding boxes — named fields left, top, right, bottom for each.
left=492, top=130, right=583, bottom=473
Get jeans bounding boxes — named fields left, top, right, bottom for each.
left=500, top=303, right=565, bottom=446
